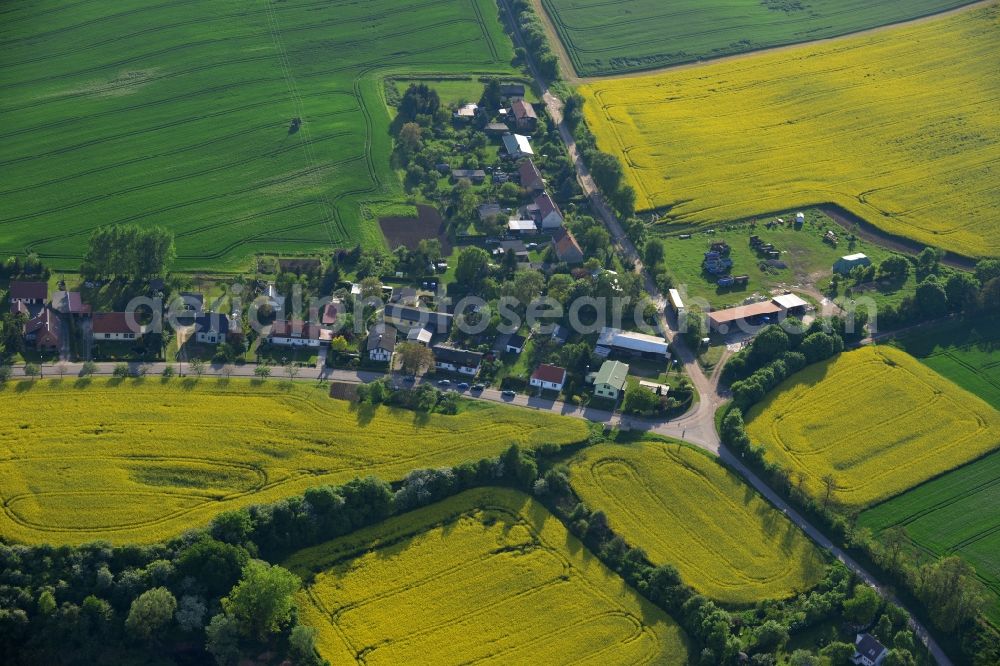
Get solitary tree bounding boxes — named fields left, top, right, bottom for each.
left=221, top=560, right=301, bottom=640
left=125, top=587, right=177, bottom=641
left=397, top=342, right=434, bottom=376
left=254, top=365, right=271, bottom=381
left=820, top=473, right=838, bottom=508
left=189, top=358, right=205, bottom=378
left=23, top=362, right=40, bottom=379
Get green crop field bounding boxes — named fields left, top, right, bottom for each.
left=286, top=487, right=691, bottom=665
left=569, top=440, right=826, bottom=604
left=0, top=379, right=585, bottom=545
left=0, top=0, right=515, bottom=271
left=859, top=451, right=1000, bottom=623
left=540, top=0, right=978, bottom=77
left=745, top=346, right=1000, bottom=510
left=893, top=316, right=1000, bottom=411
left=581, top=6, right=1000, bottom=259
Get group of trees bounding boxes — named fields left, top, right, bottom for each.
left=508, top=0, right=560, bottom=81
left=724, top=321, right=846, bottom=409
left=81, top=224, right=175, bottom=280
left=564, top=93, right=637, bottom=219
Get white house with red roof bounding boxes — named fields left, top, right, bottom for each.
left=530, top=364, right=566, bottom=392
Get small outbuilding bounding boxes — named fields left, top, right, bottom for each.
left=834, top=253, right=872, bottom=275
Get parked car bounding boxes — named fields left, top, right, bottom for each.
left=471, top=384, right=485, bottom=392
left=402, top=375, right=415, bottom=383
left=437, top=379, right=451, bottom=387
left=501, top=389, right=516, bottom=398
left=456, top=382, right=470, bottom=390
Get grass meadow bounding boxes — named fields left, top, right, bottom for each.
left=893, top=316, right=1000, bottom=411
left=745, top=346, right=1000, bottom=510
left=859, top=451, right=1000, bottom=624
left=569, top=439, right=826, bottom=605
left=0, top=379, right=586, bottom=545
left=285, top=487, right=691, bottom=665
left=540, top=0, right=976, bottom=76
left=580, top=5, right=1000, bottom=259
left=0, top=0, right=515, bottom=271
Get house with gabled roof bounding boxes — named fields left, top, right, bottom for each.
left=24, top=307, right=60, bottom=350
left=511, top=99, right=537, bottom=131
left=530, top=364, right=566, bottom=392
left=552, top=228, right=584, bottom=264
left=9, top=281, right=47, bottom=309
left=92, top=312, right=142, bottom=341
left=593, top=360, right=629, bottom=400
left=367, top=325, right=397, bottom=363
left=534, top=193, right=563, bottom=229
left=851, top=633, right=888, bottom=666
left=518, top=159, right=545, bottom=193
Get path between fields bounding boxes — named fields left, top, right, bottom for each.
left=501, top=1, right=953, bottom=662
left=536, top=0, right=996, bottom=83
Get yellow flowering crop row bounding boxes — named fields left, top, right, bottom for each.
left=285, top=488, right=691, bottom=665
left=746, top=346, right=1000, bottom=509
left=580, top=5, right=1000, bottom=258
left=569, top=440, right=826, bottom=604
left=0, top=380, right=586, bottom=545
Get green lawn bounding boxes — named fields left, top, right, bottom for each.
left=859, top=450, right=1000, bottom=624
left=892, top=316, right=1000, bottom=411
left=539, top=0, right=978, bottom=76
left=653, top=208, right=915, bottom=309
left=0, top=0, right=516, bottom=271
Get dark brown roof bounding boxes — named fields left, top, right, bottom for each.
left=534, top=193, right=561, bottom=219
left=270, top=320, right=323, bottom=339
left=519, top=159, right=544, bottom=190
left=9, top=281, right=48, bottom=301
left=52, top=291, right=91, bottom=315
left=512, top=100, right=537, bottom=121
left=531, top=364, right=566, bottom=384
left=321, top=301, right=342, bottom=326
left=92, top=312, right=139, bottom=335
left=366, top=325, right=397, bottom=352
left=553, top=228, right=584, bottom=263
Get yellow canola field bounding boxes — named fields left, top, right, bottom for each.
left=0, top=380, right=586, bottom=545
left=580, top=5, right=1000, bottom=258
left=746, top=346, right=1000, bottom=509
left=569, top=441, right=826, bottom=604
left=285, top=487, right=691, bottom=665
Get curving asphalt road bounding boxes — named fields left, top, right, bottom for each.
left=498, top=2, right=951, bottom=662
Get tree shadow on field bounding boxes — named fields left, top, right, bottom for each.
left=74, top=377, right=92, bottom=389
left=14, top=380, right=35, bottom=393
left=349, top=401, right=376, bottom=427
left=410, top=409, right=430, bottom=427
left=107, top=377, right=125, bottom=388
left=180, top=377, right=199, bottom=391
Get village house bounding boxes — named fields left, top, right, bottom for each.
left=518, top=159, right=545, bottom=193
left=92, top=312, right=142, bottom=341
left=593, top=360, right=629, bottom=400
left=193, top=313, right=231, bottom=345
left=8, top=281, right=47, bottom=310
left=406, top=326, right=433, bottom=346
left=506, top=333, right=526, bottom=354
left=484, top=122, right=510, bottom=137
left=498, top=239, right=530, bottom=265
left=51, top=291, right=91, bottom=317
left=507, top=219, right=537, bottom=235
left=451, top=169, right=486, bottom=185
left=269, top=320, right=330, bottom=347
left=502, top=133, right=534, bottom=159
left=432, top=345, right=483, bottom=376
left=552, top=228, right=584, bottom=264
left=24, top=307, right=60, bottom=351
left=530, top=364, right=566, bottom=392
left=851, top=633, right=888, bottom=666
left=477, top=203, right=502, bottom=222
left=453, top=102, right=478, bottom=121
left=500, top=83, right=525, bottom=98
left=511, top=99, right=537, bottom=132
left=534, top=193, right=563, bottom=229
left=596, top=327, right=670, bottom=359
left=366, top=325, right=397, bottom=363
left=320, top=299, right=343, bottom=327
left=385, top=304, right=453, bottom=334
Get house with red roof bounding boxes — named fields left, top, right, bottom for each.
left=530, top=364, right=566, bottom=392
